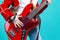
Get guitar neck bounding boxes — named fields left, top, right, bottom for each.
left=27, top=0, right=48, bottom=20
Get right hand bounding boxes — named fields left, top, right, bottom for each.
left=47, top=0, right=52, bottom=4
left=11, top=15, right=24, bottom=28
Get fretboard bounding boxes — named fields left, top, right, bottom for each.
left=27, top=0, right=48, bottom=19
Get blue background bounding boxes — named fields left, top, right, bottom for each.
left=0, top=0, right=60, bottom=40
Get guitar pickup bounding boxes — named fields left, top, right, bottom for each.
left=8, top=30, right=15, bottom=37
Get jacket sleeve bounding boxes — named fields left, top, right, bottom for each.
left=1, top=0, right=13, bottom=8
left=0, top=0, right=19, bottom=21
left=12, top=0, right=19, bottom=8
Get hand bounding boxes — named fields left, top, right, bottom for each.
left=10, top=6, right=19, bottom=15
left=11, top=15, right=24, bottom=28
left=47, top=0, right=52, bottom=4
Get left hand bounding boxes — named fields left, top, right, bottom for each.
left=10, top=6, right=19, bottom=15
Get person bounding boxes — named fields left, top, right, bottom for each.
left=0, top=0, right=51, bottom=40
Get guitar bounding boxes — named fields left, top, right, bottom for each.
left=4, top=0, right=48, bottom=40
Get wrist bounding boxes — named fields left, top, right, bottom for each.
left=9, top=14, right=17, bottom=22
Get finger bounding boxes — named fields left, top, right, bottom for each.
left=18, top=21, right=24, bottom=27
left=19, top=23, right=24, bottom=27
left=47, top=0, right=52, bottom=4
left=18, top=15, right=22, bottom=18
left=16, top=23, right=21, bottom=28
left=14, top=23, right=17, bottom=28
left=36, top=18, right=38, bottom=21
left=32, top=19, right=34, bottom=21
